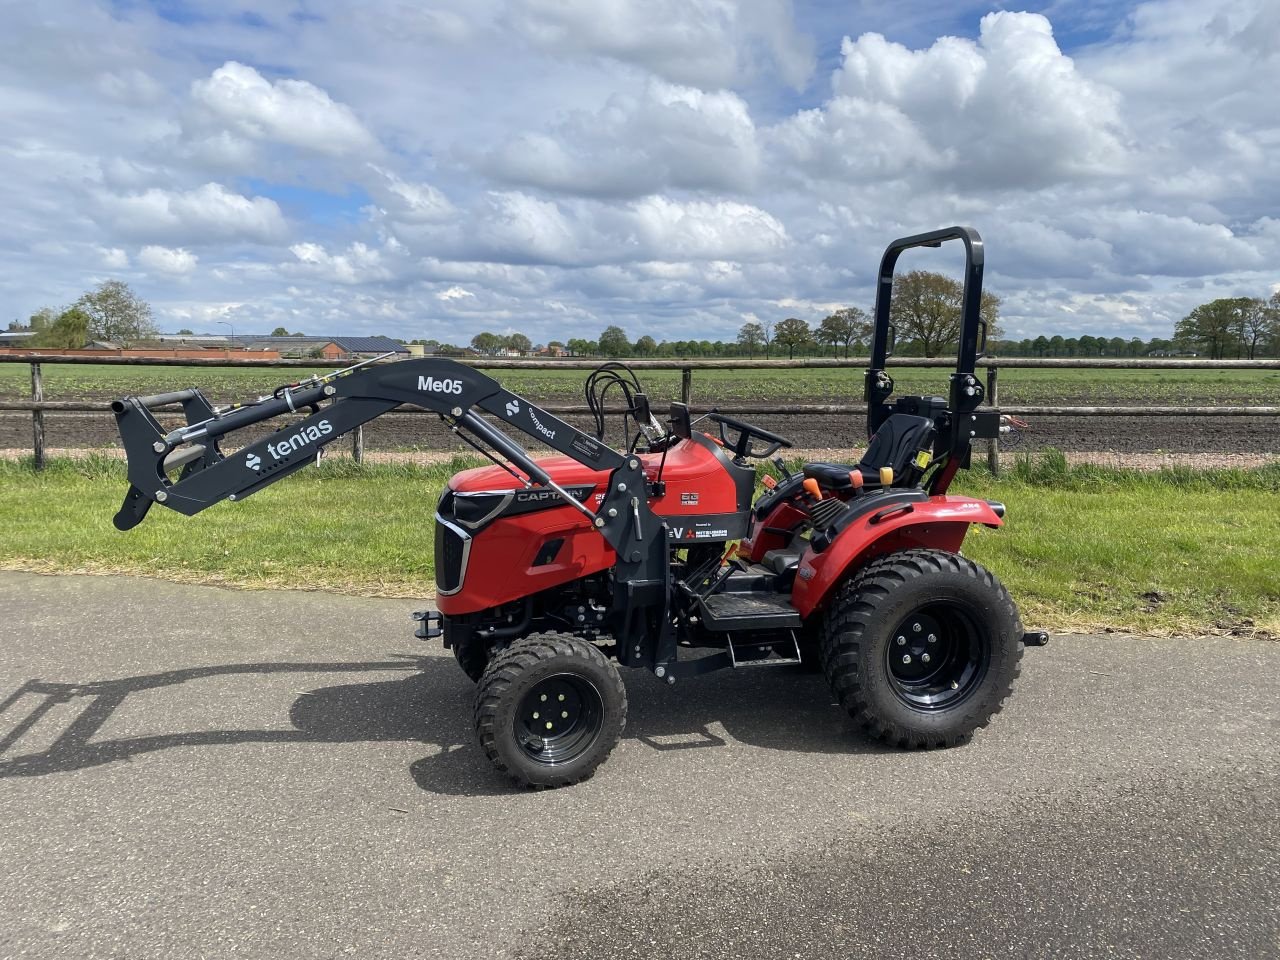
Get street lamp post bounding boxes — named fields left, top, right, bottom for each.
left=216, top=321, right=236, bottom=351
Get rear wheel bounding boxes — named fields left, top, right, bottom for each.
left=474, top=633, right=627, bottom=788
left=822, top=549, right=1022, bottom=748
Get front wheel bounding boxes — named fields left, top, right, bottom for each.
left=822, top=549, right=1022, bottom=748
left=474, top=633, right=627, bottom=788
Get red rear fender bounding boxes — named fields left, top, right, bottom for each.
left=790, top=496, right=1002, bottom=618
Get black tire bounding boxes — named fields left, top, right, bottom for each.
left=822, top=549, right=1023, bottom=748
left=474, top=633, right=627, bottom=788
left=452, top=634, right=490, bottom=683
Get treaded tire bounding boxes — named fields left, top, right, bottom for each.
left=452, top=634, right=490, bottom=683
left=822, top=548, right=1023, bottom=748
left=474, top=633, right=627, bottom=788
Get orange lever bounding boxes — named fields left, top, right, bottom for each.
left=762, top=474, right=778, bottom=490
left=848, top=470, right=863, bottom=491
left=802, top=477, right=823, bottom=500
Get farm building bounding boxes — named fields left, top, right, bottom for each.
left=238, top=335, right=409, bottom=359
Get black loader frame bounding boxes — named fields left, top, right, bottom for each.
left=111, top=356, right=679, bottom=673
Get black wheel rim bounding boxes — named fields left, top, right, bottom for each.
left=885, top=605, right=989, bottom=711
left=513, top=673, right=604, bottom=765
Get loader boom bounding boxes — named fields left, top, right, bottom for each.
left=111, top=358, right=668, bottom=617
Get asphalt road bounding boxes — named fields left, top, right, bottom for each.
left=0, top=571, right=1276, bottom=960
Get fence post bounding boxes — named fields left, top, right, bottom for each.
left=351, top=424, right=364, bottom=463
left=31, top=362, right=45, bottom=471
left=681, top=367, right=692, bottom=406
left=986, top=364, right=999, bottom=476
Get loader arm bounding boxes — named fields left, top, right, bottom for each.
left=110, top=358, right=668, bottom=633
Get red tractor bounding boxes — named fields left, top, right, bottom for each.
left=111, top=227, right=1045, bottom=788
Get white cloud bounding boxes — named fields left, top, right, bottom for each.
left=98, top=247, right=129, bottom=269
left=512, top=0, right=814, bottom=89
left=612, top=196, right=787, bottom=261
left=776, top=13, right=1128, bottom=190
left=483, top=81, right=761, bottom=197
left=287, top=241, right=394, bottom=284
left=0, top=0, right=1276, bottom=343
left=364, top=164, right=455, bottom=223
left=94, top=183, right=287, bottom=244
left=190, top=62, right=377, bottom=157
left=437, top=285, right=475, bottom=301
left=138, top=245, right=198, bottom=274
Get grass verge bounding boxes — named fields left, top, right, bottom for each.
left=1, top=452, right=1277, bottom=636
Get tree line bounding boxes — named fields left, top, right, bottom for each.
left=11, top=274, right=1278, bottom=361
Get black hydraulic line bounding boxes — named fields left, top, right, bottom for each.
left=445, top=415, right=529, bottom=485
left=164, top=383, right=331, bottom=444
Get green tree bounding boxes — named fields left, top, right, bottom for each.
left=598, top=325, right=630, bottom=357
left=176, top=328, right=194, bottom=336
left=1032, top=335, right=1049, bottom=357
left=470, top=331, right=501, bottom=355
left=508, top=332, right=532, bottom=355
left=566, top=337, right=595, bottom=357
left=817, top=307, right=870, bottom=359
left=774, top=317, right=810, bottom=360
left=889, top=271, right=961, bottom=357
left=634, top=334, right=657, bottom=356
left=271, top=326, right=290, bottom=337
left=1175, top=298, right=1250, bottom=359
left=737, top=321, right=764, bottom=357
left=75, top=280, right=155, bottom=345
left=30, top=307, right=90, bottom=349
left=1236, top=297, right=1270, bottom=360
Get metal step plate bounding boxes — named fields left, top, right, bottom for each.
left=699, top=592, right=802, bottom=631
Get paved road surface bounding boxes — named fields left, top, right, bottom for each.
left=0, top=572, right=1276, bottom=959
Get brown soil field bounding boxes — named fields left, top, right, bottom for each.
left=3, top=409, right=1278, bottom=458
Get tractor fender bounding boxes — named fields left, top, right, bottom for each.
left=790, top=495, right=1004, bottom=618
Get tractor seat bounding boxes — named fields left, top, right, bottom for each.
left=803, top=413, right=937, bottom=490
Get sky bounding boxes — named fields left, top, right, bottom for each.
left=1, top=0, right=1278, bottom=345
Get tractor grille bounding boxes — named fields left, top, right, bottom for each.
left=434, top=515, right=471, bottom=596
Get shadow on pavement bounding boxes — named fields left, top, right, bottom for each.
left=0, top=655, right=886, bottom=793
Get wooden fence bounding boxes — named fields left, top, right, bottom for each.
left=4, top=354, right=1279, bottom=474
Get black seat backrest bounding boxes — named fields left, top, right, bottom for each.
left=859, top=414, right=936, bottom=480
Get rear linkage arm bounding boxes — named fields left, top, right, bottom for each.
left=111, top=359, right=671, bottom=666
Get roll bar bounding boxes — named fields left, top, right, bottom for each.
left=863, top=226, right=998, bottom=494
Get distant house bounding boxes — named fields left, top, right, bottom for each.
left=0, top=328, right=35, bottom=346
left=238, top=335, right=409, bottom=360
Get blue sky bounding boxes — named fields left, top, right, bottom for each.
left=2, top=0, right=1277, bottom=344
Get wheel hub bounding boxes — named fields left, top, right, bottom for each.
left=514, top=673, right=603, bottom=765
left=886, top=605, right=987, bottom=711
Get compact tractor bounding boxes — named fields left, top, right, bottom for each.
left=111, top=227, right=1045, bottom=788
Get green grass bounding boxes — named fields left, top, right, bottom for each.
left=1, top=453, right=1277, bottom=635
left=3, top=361, right=1279, bottom=406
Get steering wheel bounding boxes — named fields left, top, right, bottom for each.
left=706, top=412, right=792, bottom=460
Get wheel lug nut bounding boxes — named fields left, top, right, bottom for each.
left=927, top=634, right=937, bottom=643
left=902, top=654, right=911, bottom=664
left=561, top=711, right=568, bottom=718
left=558, top=694, right=565, bottom=701
left=912, top=623, right=921, bottom=633
left=896, top=636, right=906, bottom=646
left=921, top=653, right=931, bottom=663
left=532, top=712, right=539, bottom=719
left=545, top=721, right=553, bottom=730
